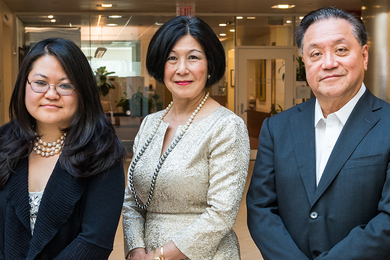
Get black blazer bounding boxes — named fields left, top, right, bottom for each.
left=0, top=156, right=125, bottom=260
left=247, top=89, right=390, bottom=259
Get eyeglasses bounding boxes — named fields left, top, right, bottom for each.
left=27, top=79, right=75, bottom=96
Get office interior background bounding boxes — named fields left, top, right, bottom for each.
left=0, top=0, right=388, bottom=258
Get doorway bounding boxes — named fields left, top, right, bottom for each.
left=235, top=46, right=295, bottom=159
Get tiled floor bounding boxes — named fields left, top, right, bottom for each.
left=109, top=161, right=263, bottom=260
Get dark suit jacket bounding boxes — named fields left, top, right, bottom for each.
left=0, top=156, right=125, bottom=260
left=247, top=89, right=390, bottom=260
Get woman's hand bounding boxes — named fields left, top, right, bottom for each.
left=126, top=241, right=186, bottom=260
left=126, top=248, right=148, bottom=260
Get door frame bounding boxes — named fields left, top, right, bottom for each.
left=235, top=46, right=296, bottom=159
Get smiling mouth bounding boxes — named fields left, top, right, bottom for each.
left=175, top=81, right=193, bottom=86
left=321, top=75, right=341, bottom=81
left=42, top=104, right=61, bottom=109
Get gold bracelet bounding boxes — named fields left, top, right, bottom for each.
left=153, top=248, right=161, bottom=260
left=160, top=246, right=164, bottom=260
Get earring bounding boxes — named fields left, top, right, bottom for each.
left=207, top=74, right=211, bottom=79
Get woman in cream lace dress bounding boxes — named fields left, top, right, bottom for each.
left=123, top=16, right=250, bottom=260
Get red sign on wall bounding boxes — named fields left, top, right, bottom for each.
left=176, top=6, right=195, bottom=17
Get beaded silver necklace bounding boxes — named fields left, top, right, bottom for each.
left=128, top=92, right=209, bottom=210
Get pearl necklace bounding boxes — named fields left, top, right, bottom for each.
left=128, top=92, right=209, bottom=210
left=33, top=133, right=66, bottom=157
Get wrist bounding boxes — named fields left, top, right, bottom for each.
left=152, top=246, right=164, bottom=260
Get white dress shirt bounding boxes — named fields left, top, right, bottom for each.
left=315, top=84, right=366, bottom=186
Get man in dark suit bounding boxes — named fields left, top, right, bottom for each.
left=247, top=7, right=390, bottom=260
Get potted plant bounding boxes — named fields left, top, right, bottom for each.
left=115, top=92, right=130, bottom=113
left=95, top=66, right=115, bottom=96
left=296, top=56, right=312, bottom=100
left=296, top=56, right=307, bottom=82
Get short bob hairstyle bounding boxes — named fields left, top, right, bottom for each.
left=146, top=16, right=226, bottom=88
left=0, top=37, right=125, bottom=187
left=296, top=7, right=367, bottom=54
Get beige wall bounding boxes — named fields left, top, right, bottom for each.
left=0, top=0, right=17, bottom=126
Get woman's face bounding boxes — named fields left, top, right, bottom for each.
left=25, top=55, right=79, bottom=130
left=164, top=35, right=208, bottom=100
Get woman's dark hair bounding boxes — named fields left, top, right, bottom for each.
left=296, top=7, right=367, bottom=54
left=146, top=16, right=226, bottom=88
left=0, top=37, right=126, bottom=187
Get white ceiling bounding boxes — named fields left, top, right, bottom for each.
left=4, top=0, right=362, bottom=45
left=4, top=0, right=362, bottom=15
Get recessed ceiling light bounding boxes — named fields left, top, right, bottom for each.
left=236, top=16, right=243, bottom=19
left=51, top=19, right=56, bottom=23
left=299, top=16, right=304, bottom=20
left=220, top=33, right=226, bottom=36
left=101, top=4, right=113, bottom=8
left=108, top=15, right=122, bottom=18
left=48, top=15, right=54, bottom=19
left=230, top=29, right=235, bottom=32
left=247, top=17, right=256, bottom=19
left=272, top=4, right=295, bottom=9
left=219, top=23, right=227, bottom=26
left=286, top=20, right=291, bottom=23
left=106, top=23, right=117, bottom=26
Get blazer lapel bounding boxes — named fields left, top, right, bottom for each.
left=5, top=157, right=30, bottom=231
left=291, top=99, right=317, bottom=206
left=27, top=160, right=86, bottom=259
left=313, top=90, right=381, bottom=205
left=4, top=157, right=31, bottom=259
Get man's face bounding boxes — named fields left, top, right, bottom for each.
left=302, top=18, right=368, bottom=105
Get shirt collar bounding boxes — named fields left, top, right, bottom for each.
left=315, top=83, right=366, bottom=127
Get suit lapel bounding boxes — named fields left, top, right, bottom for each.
left=312, top=90, right=381, bottom=205
left=27, top=160, right=86, bottom=259
left=291, top=99, right=317, bottom=206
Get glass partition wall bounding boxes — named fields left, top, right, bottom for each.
left=17, top=13, right=300, bottom=158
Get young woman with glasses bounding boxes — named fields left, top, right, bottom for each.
left=0, top=37, right=126, bottom=259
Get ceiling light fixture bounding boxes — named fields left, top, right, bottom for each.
left=108, top=15, right=122, bottom=18
left=51, top=19, right=56, bottom=22
left=101, top=4, right=113, bottom=7
left=247, top=17, right=256, bottom=19
left=230, top=29, right=235, bottom=32
left=272, top=4, right=295, bottom=9
left=236, top=16, right=243, bottom=19
left=219, top=23, right=227, bottom=26
left=299, top=16, right=304, bottom=20
left=94, top=47, right=107, bottom=58
left=107, top=23, right=118, bottom=26
left=48, top=15, right=54, bottom=19
left=220, top=33, right=226, bottom=36
left=286, top=20, right=291, bottom=23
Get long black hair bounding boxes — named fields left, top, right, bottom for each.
left=0, top=37, right=126, bottom=188
left=146, top=16, right=226, bottom=88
